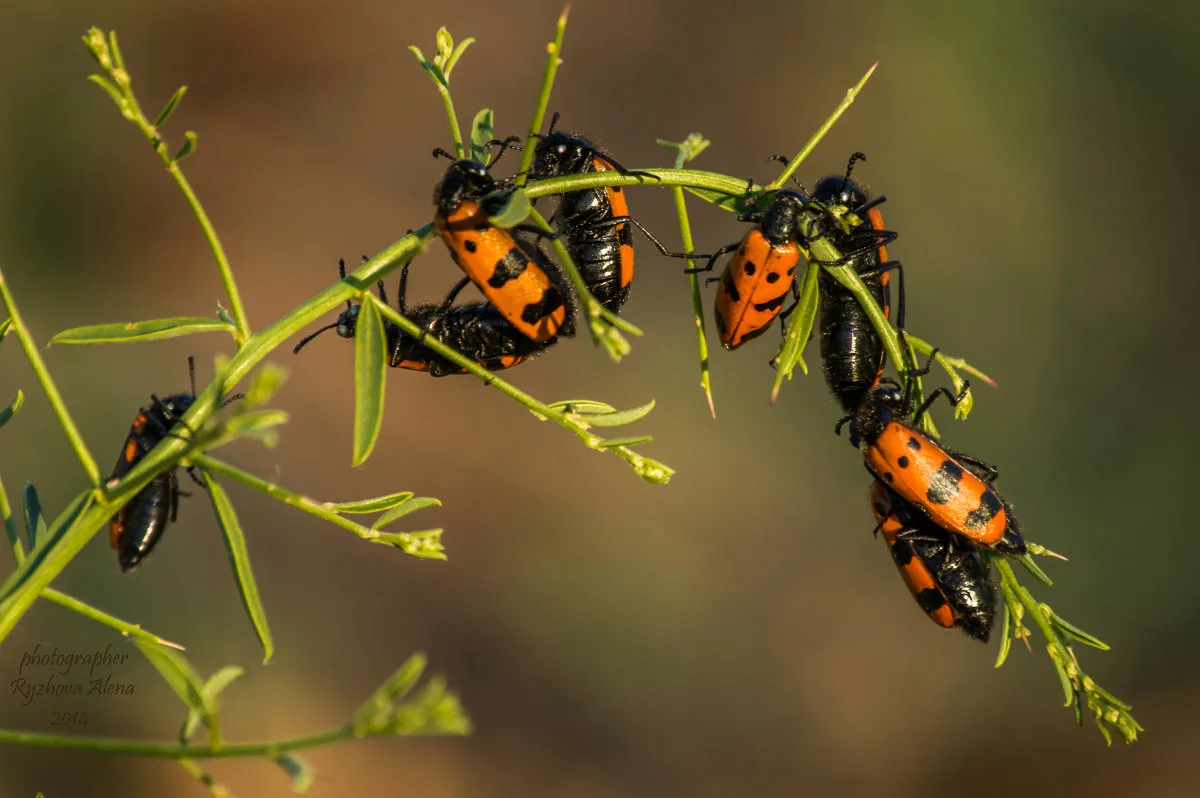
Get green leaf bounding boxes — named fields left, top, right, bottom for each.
left=370, top=497, right=442, bottom=531
left=22, top=484, right=45, bottom=551
left=353, top=653, right=427, bottom=736
left=445, top=37, right=475, bottom=78
left=183, top=665, right=244, bottom=741
left=274, top=753, right=315, bottom=793
left=574, top=400, right=656, bottom=428
left=371, top=529, right=446, bottom=560
left=486, top=189, right=532, bottom=229
left=1017, top=554, right=1054, bottom=587
left=107, top=30, right=126, bottom=73
left=0, top=390, right=22, bottom=429
left=174, top=131, right=198, bottom=162
left=469, top=108, right=495, bottom=164
left=329, top=492, right=415, bottom=514
left=133, top=640, right=208, bottom=719
left=352, top=298, right=387, bottom=466
left=50, top=317, right=234, bottom=345
left=656, top=133, right=710, bottom=163
left=597, top=435, right=653, bottom=449
left=993, top=600, right=1012, bottom=669
left=1050, top=613, right=1111, bottom=651
left=154, top=85, right=187, bottom=126
left=216, top=303, right=236, bottom=327
left=1050, top=647, right=1076, bottom=707
left=203, top=473, right=274, bottom=664
left=86, top=74, right=127, bottom=110
left=544, top=399, right=617, bottom=414
left=202, top=409, right=289, bottom=452
left=683, top=185, right=757, bottom=214
left=770, top=259, right=820, bottom=403
left=391, top=676, right=472, bottom=735
left=0, top=489, right=93, bottom=604
left=0, top=317, right=12, bottom=341
left=241, top=361, right=289, bottom=408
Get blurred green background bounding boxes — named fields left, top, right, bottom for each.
left=1, top=0, right=1197, bottom=795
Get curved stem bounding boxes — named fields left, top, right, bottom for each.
left=669, top=183, right=714, bottom=417
left=0, top=269, right=101, bottom=488
left=522, top=168, right=754, bottom=201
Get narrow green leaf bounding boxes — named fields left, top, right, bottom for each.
left=445, top=37, right=476, bottom=78
left=183, top=665, right=245, bottom=741
left=241, top=362, right=289, bottom=408
left=0, top=317, right=12, bottom=341
left=134, top=640, right=208, bottom=715
left=683, top=185, right=758, bottom=214
left=576, top=400, right=656, bottom=428
left=353, top=654, right=428, bottom=736
left=274, top=753, right=315, bottom=793
left=330, top=492, right=415, bottom=514
left=216, top=303, right=236, bottom=327
left=1017, top=554, right=1054, bottom=587
left=0, top=489, right=93, bottom=604
left=993, top=601, right=1013, bottom=668
left=201, top=409, right=289, bottom=452
left=1050, top=649, right=1076, bottom=708
left=203, top=473, right=274, bottom=664
left=107, top=30, right=126, bottom=72
left=0, top=390, right=22, bottom=429
left=173, top=131, right=198, bottom=161
left=352, top=298, right=386, bottom=466
left=408, top=45, right=428, bottom=66
left=469, top=108, right=495, bottom=164
left=371, top=529, right=446, bottom=560
left=770, top=259, right=820, bottom=402
left=370, top=497, right=442, bottom=531
left=486, top=189, right=532, bottom=229
left=1050, top=613, right=1111, bottom=651
left=87, top=74, right=127, bottom=110
left=154, top=85, right=188, bottom=126
left=545, top=400, right=618, bottom=414
left=1093, top=714, right=1113, bottom=745
left=50, top=317, right=234, bottom=345
left=22, top=484, right=45, bottom=551
left=597, top=435, right=654, bottom=449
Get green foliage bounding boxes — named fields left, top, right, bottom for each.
left=0, top=13, right=1139, bottom=797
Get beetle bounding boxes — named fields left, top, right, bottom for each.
left=837, top=351, right=1026, bottom=555
left=433, top=154, right=575, bottom=343
left=870, top=479, right=996, bottom=642
left=293, top=258, right=556, bottom=375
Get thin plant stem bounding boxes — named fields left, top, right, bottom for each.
left=766, top=62, right=878, bottom=191
left=0, top=723, right=350, bottom=758
left=0, top=269, right=102, bottom=487
left=669, top=182, right=714, bottom=417
left=516, top=4, right=571, bottom=185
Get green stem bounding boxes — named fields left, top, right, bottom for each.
left=438, top=83, right=465, bottom=159
left=0, top=723, right=351, bottom=758
left=523, top=168, right=753, bottom=200
left=0, top=269, right=102, bottom=488
left=364, top=293, right=671, bottom=483
left=516, top=4, right=570, bottom=184
left=0, top=233, right=430, bottom=646
left=192, top=455, right=388, bottom=542
left=994, top=558, right=1061, bottom=650
left=41, top=588, right=184, bottom=649
left=767, top=62, right=878, bottom=191
left=669, top=183, right=714, bottom=418
left=0, top=470, right=24, bottom=566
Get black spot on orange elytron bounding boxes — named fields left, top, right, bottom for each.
left=926, top=461, right=964, bottom=505
left=882, top=472, right=894, bottom=484
left=487, top=247, right=529, bottom=288
left=891, top=541, right=915, bottom=566
left=753, top=294, right=787, bottom=313
left=963, top=491, right=1003, bottom=530
left=766, top=272, right=780, bottom=284
left=475, top=222, right=491, bottom=233
left=787, top=266, right=796, bottom=276
left=612, top=185, right=622, bottom=193
left=464, top=239, right=477, bottom=253
left=744, top=262, right=757, bottom=276
left=721, top=271, right=740, bottom=302
left=907, top=437, right=921, bottom=451
left=897, top=455, right=910, bottom=469
left=916, top=587, right=948, bottom=614
left=520, top=287, right=566, bottom=324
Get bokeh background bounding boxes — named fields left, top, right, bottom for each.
left=1, top=1, right=1197, bottom=795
